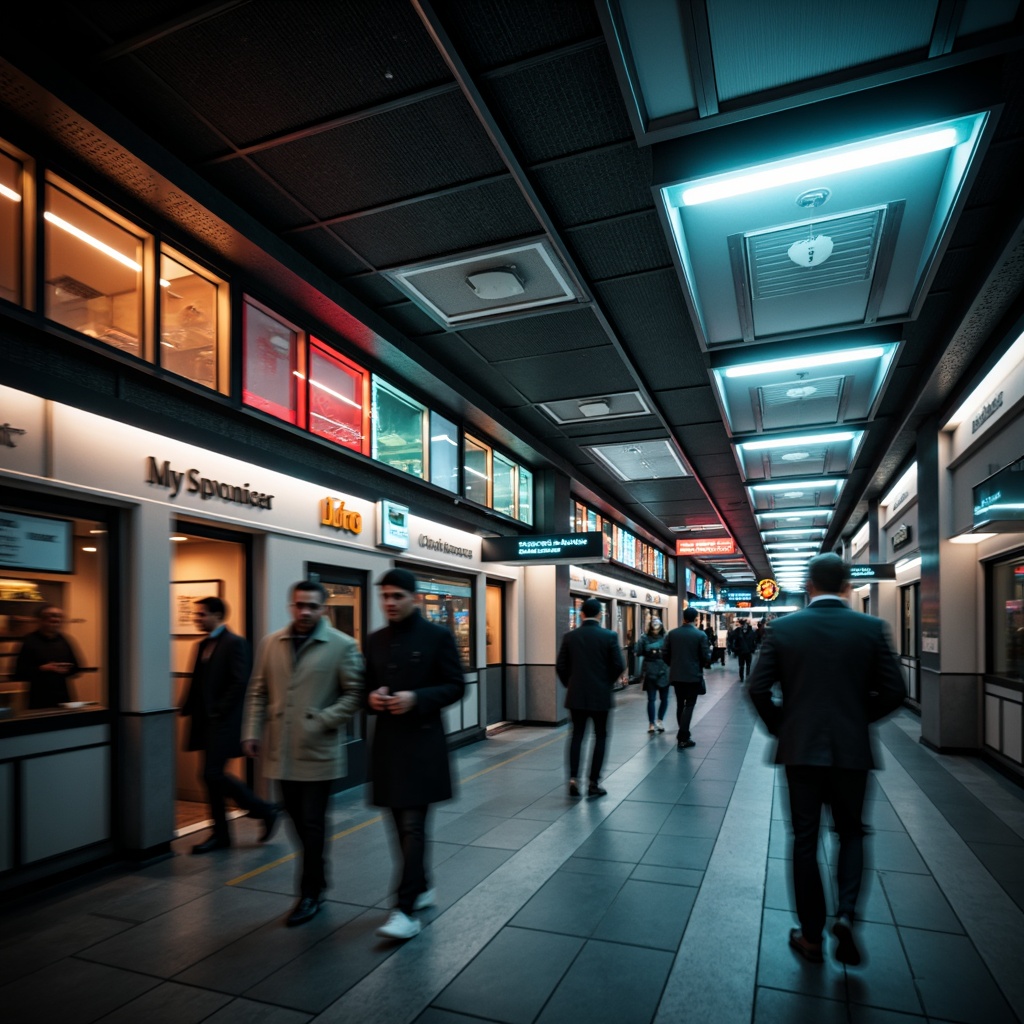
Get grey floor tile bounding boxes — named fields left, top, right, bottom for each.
left=510, top=870, right=627, bottom=938
left=843, top=921, right=922, bottom=1016
left=415, top=1010, right=492, bottom=1024
left=599, top=800, right=673, bottom=834
left=863, top=800, right=906, bottom=833
left=865, top=831, right=929, bottom=874
left=94, top=980, right=232, bottom=1023
left=560, top=857, right=635, bottom=880
left=572, top=828, right=655, bottom=864
left=176, top=900, right=365, bottom=993
left=754, top=986, right=850, bottom=1024
left=536, top=939, right=673, bottom=1024
left=764, top=856, right=795, bottom=912
left=202, top=999, right=313, bottom=1024
left=432, top=813, right=510, bottom=845
left=592, top=879, right=697, bottom=950
left=433, top=926, right=582, bottom=1023
left=757, top=909, right=848, bottom=1002
left=848, top=1007, right=928, bottom=1024
left=641, top=834, right=715, bottom=871
left=0, top=956, right=159, bottom=1024
left=421, top=845, right=515, bottom=913
left=658, top=803, right=726, bottom=838
left=471, top=817, right=551, bottom=850
left=878, top=872, right=963, bottom=933
left=692, top=760, right=742, bottom=782
left=630, top=864, right=704, bottom=887
left=899, top=927, right=1018, bottom=1023
left=968, top=841, right=1024, bottom=892
left=626, top=779, right=691, bottom=804
left=675, top=779, right=736, bottom=807
left=854, top=872, right=892, bottom=926
left=78, top=886, right=289, bottom=976
left=515, top=794, right=575, bottom=821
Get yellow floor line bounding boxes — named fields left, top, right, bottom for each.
left=226, top=730, right=564, bottom=886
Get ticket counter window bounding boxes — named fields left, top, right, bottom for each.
left=0, top=509, right=109, bottom=719
left=991, top=555, right=1024, bottom=681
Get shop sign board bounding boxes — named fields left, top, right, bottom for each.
left=973, top=456, right=1024, bottom=530
left=376, top=500, right=409, bottom=550
left=849, top=563, right=897, bottom=581
left=482, top=531, right=604, bottom=564
left=676, top=537, right=736, bottom=556
left=891, top=523, right=913, bottom=551
left=0, top=511, right=73, bottom=573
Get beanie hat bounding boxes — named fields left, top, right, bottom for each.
left=377, top=567, right=418, bottom=593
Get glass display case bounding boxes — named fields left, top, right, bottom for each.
left=308, top=339, right=368, bottom=453
left=372, top=379, right=426, bottom=479
left=159, top=249, right=223, bottom=390
left=430, top=412, right=459, bottom=494
left=492, top=451, right=516, bottom=518
left=463, top=434, right=490, bottom=504
left=243, top=300, right=302, bottom=424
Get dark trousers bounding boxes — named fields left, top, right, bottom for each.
left=569, top=709, right=609, bottom=783
left=785, top=765, right=868, bottom=942
left=390, top=805, right=429, bottom=914
left=646, top=686, right=670, bottom=724
left=672, top=682, right=701, bottom=741
left=737, top=652, right=752, bottom=679
left=202, top=745, right=270, bottom=839
left=279, top=779, right=333, bottom=899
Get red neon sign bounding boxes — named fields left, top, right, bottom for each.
left=676, top=537, right=736, bottom=556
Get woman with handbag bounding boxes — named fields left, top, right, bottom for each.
left=636, top=618, right=670, bottom=733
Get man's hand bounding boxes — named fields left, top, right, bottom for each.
left=368, top=687, right=392, bottom=712
left=242, top=739, right=260, bottom=758
left=387, top=690, right=417, bottom=714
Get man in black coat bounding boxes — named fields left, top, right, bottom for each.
left=556, top=597, right=626, bottom=798
left=663, top=606, right=712, bottom=749
left=747, top=554, right=906, bottom=967
left=366, top=568, right=466, bottom=942
left=731, top=618, right=758, bottom=681
left=15, top=605, right=82, bottom=709
left=180, top=596, right=277, bottom=854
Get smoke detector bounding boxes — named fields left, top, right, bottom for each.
left=578, top=398, right=611, bottom=418
left=465, top=267, right=525, bottom=300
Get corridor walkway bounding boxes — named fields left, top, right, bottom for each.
left=3, top=666, right=1023, bottom=1023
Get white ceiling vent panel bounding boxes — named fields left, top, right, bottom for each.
left=584, top=439, right=689, bottom=481
left=539, top=390, right=651, bottom=425
left=759, top=375, right=844, bottom=430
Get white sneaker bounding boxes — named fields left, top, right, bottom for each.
left=413, top=888, right=436, bottom=911
left=648, top=723, right=656, bottom=734
left=656, top=720, right=665, bottom=732
left=376, top=909, right=422, bottom=940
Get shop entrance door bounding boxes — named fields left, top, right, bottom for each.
left=170, top=523, right=251, bottom=837
left=485, top=581, right=505, bottom=724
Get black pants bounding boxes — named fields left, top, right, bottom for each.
left=202, top=744, right=271, bottom=840
left=737, top=652, right=752, bottom=679
left=672, top=682, right=701, bottom=742
left=279, top=779, right=333, bottom=899
left=785, top=765, right=868, bottom=942
left=569, top=709, right=609, bottom=784
left=390, top=805, right=429, bottom=914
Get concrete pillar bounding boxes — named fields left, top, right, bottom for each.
left=523, top=563, right=569, bottom=724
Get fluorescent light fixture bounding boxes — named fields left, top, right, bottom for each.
left=170, top=535, right=188, bottom=542
left=725, top=347, right=885, bottom=379
left=739, top=432, right=856, bottom=451
left=676, top=126, right=959, bottom=207
left=81, top=546, right=97, bottom=553
left=0, top=184, right=21, bottom=202
left=948, top=533, right=997, bottom=544
left=750, top=479, right=843, bottom=492
left=945, top=329, right=1024, bottom=429
left=895, top=556, right=922, bottom=572
left=762, top=528, right=826, bottom=537
left=766, top=542, right=821, bottom=550
left=756, top=509, right=832, bottom=522
left=43, top=211, right=142, bottom=272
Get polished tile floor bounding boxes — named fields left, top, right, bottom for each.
left=3, top=665, right=1023, bottom=1024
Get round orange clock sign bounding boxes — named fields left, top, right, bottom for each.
left=756, top=579, right=780, bottom=601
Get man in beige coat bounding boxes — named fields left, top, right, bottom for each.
left=243, top=581, right=364, bottom=926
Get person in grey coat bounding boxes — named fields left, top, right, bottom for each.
left=243, top=581, right=364, bottom=927
left=556, top=597, right=626, bottom=798
left=747, top=554, right=906, bottom=967
left=366, top=568, right=466, bottom=942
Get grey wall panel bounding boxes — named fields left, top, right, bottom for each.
left=0, top=763, right=11, bottom=872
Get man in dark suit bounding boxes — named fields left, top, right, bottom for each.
left=747, top=554, right=906, bottom=967
left=556, top=597, right=626, bottom=799
left=731, top=618, right=758, bottom=681
left=663, top=606, right=713, bottom=750
left=181, top=596, right=277, bottom=854
left=366, top=568, right=466, bottom=942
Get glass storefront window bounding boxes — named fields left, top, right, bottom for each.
left=408, top=568, right=474, bottom=669
left=159, top=248, right=225, bottom=391
left=372, top=379, right=426, bottom=478
left=308, top=339, right=368, bottom=453
left=1, top=145, right=22, bottom=306
left=463, top=434, right=490, bottom=505
left=44, top=181, right=146, bottom=357
left=492, top=451, right=516, bottom=518
left=243, top=299, right=303, bottom=424
left=0, top=507, right=109, bottom=719
left=430, top=412, right=459, bottom=494
left=519, top=466, right=533, bottom=525
left=991, top=554, right=1024, bottom=681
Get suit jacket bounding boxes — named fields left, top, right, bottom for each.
left=664, top=623, right=712, bottom=686
left=556, top=618, right=626, bottom=711
left=243, top=617, right=365, bottom=782
left=181, top=628, right=252, bottom=757
left=747, top=598, right=906, bottom=770
left=365, top=609, right=466, bottom=808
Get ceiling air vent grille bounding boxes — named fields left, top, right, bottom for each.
left=539, top=390, right=651, bottom=424
left=583, top=439, right=689, bottom=481
left=759, top=374, right=844, bottom=430
left=747, top=208, right=885, bottom=301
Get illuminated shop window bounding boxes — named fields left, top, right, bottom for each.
left=44, top=180, right=146, bottom=357
left=430, top=412, right=459, bottom=494
left=518, top=466, right=533, bottom=525
left=463, top=435, right=491, bottom=505
left=493, top=451, right=516, bottom=518
left=308, top=338, right=368, bottom=453
left=243, top=299, right=304, bottom=425
left=571, top=498, right=669, bottom=582
left=0, top=144, right=23, bottom=306
left=372, top=379, right=426, bottom=479
left=159, top=248, right=226, bottom=392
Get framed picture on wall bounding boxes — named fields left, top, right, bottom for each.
left=170, top=579, right=222, bottom=636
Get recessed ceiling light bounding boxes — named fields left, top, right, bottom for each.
left=170, top=535, right=188, bottom=542
left=787, top=386, right=818, bottom=399
left=781, top=451, right=810, bottom=461
left=740, top=432, right=855, bottom=452
left=724, top=346, right=886, bottom=379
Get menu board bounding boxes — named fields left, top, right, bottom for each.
left=0, top=511, right=73, bottom=573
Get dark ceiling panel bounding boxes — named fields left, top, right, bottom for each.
left=134, top=2, right=450, bottom=146
left=414, top=335, right=529, bottom=409
left=250, top=92, right=506, bottom=221
left=558, top=420, right=663, bottom=439
left=627, top=478, right=707, bottom=502
left=642, top=499, right=720, bottom=516
left=678, top=422, right=733, bottom=456
left=286, top=226, right=369, bottom=278
left=380, top=302, right=446, bottom=338
left=332, top=178, right=539, bottom=268
left=497, top=346, right=636, bottom=402
left=689, top=453, right=741, bottom=478
left=203, top=158, right=319, bottom=232
left=567, top=211, right=673, bottom=282
left=501, top=404, right=568, bottom=440
left=657, top=386, right=720, bottom=427
left=458, top=307, right=609, bottom=361
left=341, top=274, right=406, bottom=308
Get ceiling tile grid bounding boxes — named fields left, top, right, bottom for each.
left=566, top=210, right=673, bottom=282
left=458, top=307, right=614, bottom=361
left=495, top=345, right=638, bottom=403
left=285, top=226, right=370, bottom=279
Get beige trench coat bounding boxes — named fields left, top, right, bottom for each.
left=242, top=618, right=365, bottom=782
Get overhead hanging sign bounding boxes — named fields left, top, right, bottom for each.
left=756, top=579, right=780, bottom=602
left=676, top=537, right=736, bottom=556
left=482, top=531, right=604, bottom=564
left=849, top=563, right=897, bottom=581
left=973, top=456, right=1024, bottom=531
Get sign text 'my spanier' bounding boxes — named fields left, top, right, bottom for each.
left=146, top=457, right=275, bottom=509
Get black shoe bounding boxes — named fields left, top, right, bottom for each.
left=568, top=780, right=580, bottom=798
left=259, top=803, right=280, bottom=843
left=677, top=739, right=696, bottom=749
left=789, top=928, right=824, bottom=963
left=286, top=896, right=321, bottom=927
left=831, top=914, right=861, bottom=966
left=192, top=836, right=231, bottom=855
left=588, top=783, right=607, bottom=797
